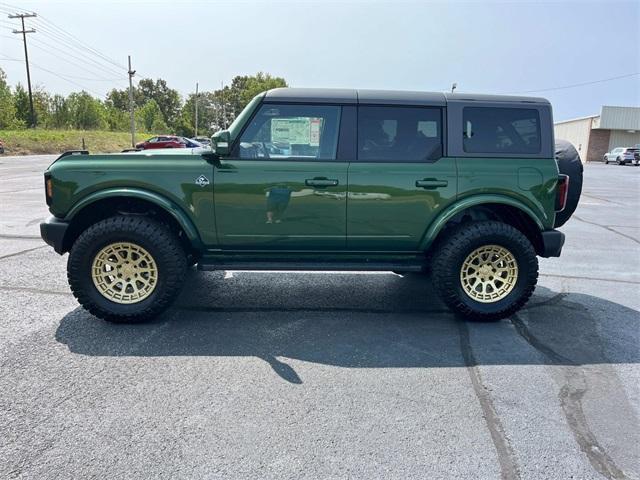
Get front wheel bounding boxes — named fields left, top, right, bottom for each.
left=68, top=215, right=187, bottom=323
left=431, top=221, right=538, bottom=321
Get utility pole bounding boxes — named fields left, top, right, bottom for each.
left=9, top=12, right=37, bottom=128
left=127, top=56, right=136, bottom=148
left=194, top=82, right=199, bottom=137
left=221, top=81, right=226, bottom=129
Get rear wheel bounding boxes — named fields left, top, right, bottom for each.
left=431, top=221, right=538, bottom=321
left=68, top=215, right=187, bottom=323
left=617, top=157, right=624, bottom=165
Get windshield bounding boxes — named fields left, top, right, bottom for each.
left=227, top=92, right=266, bottom=141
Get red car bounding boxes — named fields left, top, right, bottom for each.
left=135, top=135, right=187, bottom=150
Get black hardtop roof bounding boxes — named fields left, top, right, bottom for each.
left=264, top=87, right=549, bottom=106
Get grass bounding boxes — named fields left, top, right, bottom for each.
left=0, top=129, right=157, bottom=155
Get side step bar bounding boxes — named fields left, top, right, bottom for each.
left=197, top=261, right=424, bottom=272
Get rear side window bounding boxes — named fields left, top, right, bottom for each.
left=463, top=107, right=541, bottom=154
left=238, top=104, right=341, bottom=160
left=358, top=106, right=442, bottom=161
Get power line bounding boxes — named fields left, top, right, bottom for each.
left=37, top=15, right=126, bottom=71
left=29, top=21, right=125, bottom=77
left=26, top=34, right=127, bottom=83
left=1, top=3, right=128, bottom=78
left=0, top=55, right=104, bottom=97
left=505, top=72, right=640, bottom=95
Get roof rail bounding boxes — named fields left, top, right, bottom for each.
left=56, top=150, right=89, bottom=160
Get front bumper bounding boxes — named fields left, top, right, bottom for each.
left=540, top=229, right=565, bottom=257
left=40, top=216, right=69, bottom=254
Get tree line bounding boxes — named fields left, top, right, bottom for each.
left=0, top=69, right=287, bottom=136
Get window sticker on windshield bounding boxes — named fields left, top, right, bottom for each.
left=271, top=118, right=311, bottom=145
left=309, top=118, right=321, bottom=146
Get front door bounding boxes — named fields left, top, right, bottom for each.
left=347, top=105, right=457, bottom=250
left=213, top=103, right=347, bottom=250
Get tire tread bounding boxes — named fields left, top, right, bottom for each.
left=431, top=221, right=538, bottom=321
left=67, top=215, right=186, bottom=323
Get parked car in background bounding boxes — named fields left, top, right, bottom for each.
left=603, top=147, right=638, bottom=165
left=193, top=136, right=211, bottom=146
left=634, top=144, right=640, bottom=164
left=0, top=139, right=4, bottom=154
left=180, top=137, right=204, bottom=148
left=135, top=136, right=187, bottom=150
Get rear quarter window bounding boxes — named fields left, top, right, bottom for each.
left=463, top=107, right=541, bottom=155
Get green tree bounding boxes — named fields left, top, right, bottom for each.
left=105, top=105, right=129, bottom=131
left=207, top=72, right=287, bottom=130
left=136, top=99, right=168, bottom=133
left=67, top=91, right=107, bottom=129
left=137, top=78, right=181, bottom=129
left=105, top=88, right=131, bottom=111
left=177, top=91, right=218, bottom=137
left=226, top=72, right=287, bottom=117
left=32, top=87, right=51, bottom=128
left=48, top=94, right=71, bottom=129
left=0, top=68, right=20, bottom=129
left=13, top=84, right=30, bottom=126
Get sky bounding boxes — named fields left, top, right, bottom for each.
left=0, top=0, right=638, bottom=121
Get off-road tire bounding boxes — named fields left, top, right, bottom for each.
left=68, top=215, right=187, bottom=323
left=431, top=221, right=538, bottom=321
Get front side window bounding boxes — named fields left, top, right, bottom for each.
left=237, top=104, right=341, bottom=160
left=463, top=107, right=541, bottom=154
left=357, top=106, right=442, bottom=161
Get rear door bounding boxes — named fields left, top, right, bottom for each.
left=213, top=102, right=348, bottom=249
left=347, top=105, right=457, bottom=250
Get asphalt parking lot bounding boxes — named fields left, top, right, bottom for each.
left=0, top=155, right=638, bottom=479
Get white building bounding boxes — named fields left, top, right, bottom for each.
left=554, top=106, right=640, bottom=162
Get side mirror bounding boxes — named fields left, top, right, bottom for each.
left=211, top=130, right=231, bottom=156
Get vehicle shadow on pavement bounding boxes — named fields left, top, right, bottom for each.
left=55, top=271, right=640, bottom=384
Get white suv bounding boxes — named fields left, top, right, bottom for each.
left=604, top=147, right=639, bottom=165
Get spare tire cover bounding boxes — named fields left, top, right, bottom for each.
left=554, top=139, right=583, bottom=228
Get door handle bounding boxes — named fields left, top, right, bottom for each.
left=305, top=178, right=339, bottom=187
left=415, top=179, right=448, bottom=189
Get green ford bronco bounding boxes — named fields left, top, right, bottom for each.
left=40, top=88, right=583, bottom=323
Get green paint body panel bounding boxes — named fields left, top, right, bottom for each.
left=213, top=159, right=348, bottom=249
left=47, top=153, right=216, bottom=247
left=346, top=158, right=458, bottom=250
left=46, top=153, right=558, bottom=257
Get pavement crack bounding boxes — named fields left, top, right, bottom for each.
left=539, top=273, right=640, bottom=285
left=0, top=245, right=46, bottom=260
left=0, top=234, right=42, bottom=240
left=457, top=320, right=521, bottom=480
left=521, top=292, right=569, bottom=311
left=580, top=193, right=626, bottom=207
left=0, top=285, right=72, bottom=296
left=573, top=215, right=640, bottom=245
left=510, top=314, right=628, bottom=480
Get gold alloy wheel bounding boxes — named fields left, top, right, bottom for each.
left=460, top=245, right=518, bottom=303
left=91, top=242, right=158, bottom=304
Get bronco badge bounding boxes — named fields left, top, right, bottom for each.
left=195, top=175, right=210, bottom=187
